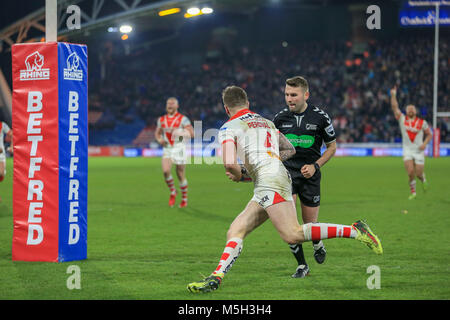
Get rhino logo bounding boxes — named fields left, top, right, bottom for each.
left=25, top=51, right=44, bottom=71
left=66, top=52, right=80, bottom=71
left=64, top=52, right=83, bottom=81
left=20, top=51, right=50, bottom=81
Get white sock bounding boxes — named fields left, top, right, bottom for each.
left=409, top=179, right=416, bottom=194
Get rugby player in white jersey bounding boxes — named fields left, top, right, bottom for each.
left=187, top=86, right=383, bottom=293
left=0, top=120, right=13, bottom=202
left=390, top=86, right=432, bottom=200
left=155, top=97, right=194, bottom=208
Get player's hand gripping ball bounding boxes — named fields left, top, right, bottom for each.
left=240, top=164, right=252, bottom=183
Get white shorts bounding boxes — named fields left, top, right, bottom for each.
left=162, top=145, right=187, bottom=165
left=403, top=149, right=425, bottom=165
left=251, top=169, right=293, bottom=209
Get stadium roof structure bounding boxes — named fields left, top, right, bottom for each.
left=0, top=0, right=386, bottom=53
left=0, top=0, right=183, bottom=52
left=0, top=0, right=275, bottom=52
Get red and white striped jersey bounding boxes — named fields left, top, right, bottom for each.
left=398, top=114, right=429, bottom=151
left=157, top=112, right=192, bottom=147
left=218, top=108, right=284, bottom=179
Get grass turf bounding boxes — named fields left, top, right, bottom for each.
left=0, top=156, right=449, bottom=300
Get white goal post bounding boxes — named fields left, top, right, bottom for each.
left=45, top=0, right=58, bottom=42
left=408, top=1, right=449, bottom=130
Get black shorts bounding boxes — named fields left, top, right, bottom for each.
left=289, top=168, right=321, bottom=207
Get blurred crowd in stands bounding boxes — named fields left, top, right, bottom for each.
left=88, top=35, right=449, bottom=145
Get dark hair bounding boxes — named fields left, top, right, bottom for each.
left=222, top=86, right=248, bottom=109
left=286, top=76, right=309, bottom=92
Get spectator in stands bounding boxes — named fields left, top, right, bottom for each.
left=88, top=36, right=449, bottom=145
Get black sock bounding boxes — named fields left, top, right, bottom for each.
left=289, top=243, right=307, bottom=266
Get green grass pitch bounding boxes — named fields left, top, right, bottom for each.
left=0, top=156, right=449, bottom=300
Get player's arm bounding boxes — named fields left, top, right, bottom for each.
left=301, top=111, right=337, bottom=178
left=300, top=140, right=336, bottom=179
left=154, top=119, right=167, bottom=146
left=278, top=131, right=296, bottom=161
left=222, top=140, right=242, bottom=182
left=154, top=127, right=165, bottom=146
left=184, top=124, right=194, bottom=138
left=316, top=140, right=336, bottom=168
left=173, top=118, right=194, bottom=141
left=420, top=127, right=432, bottom=151
left=390, top=86, right=402, bottom=120
left=177, top=124, right=194, bottom=139
left=172, top=125, right=194, bottom=144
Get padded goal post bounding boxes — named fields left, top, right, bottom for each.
left=11, top=42, right=88, bottom=262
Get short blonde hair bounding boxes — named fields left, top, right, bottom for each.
left=166, top=97, right=179, bottom=105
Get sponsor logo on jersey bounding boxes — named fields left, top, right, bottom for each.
left=239, top=113, right=254, bottom=121
left=325, top=124, right=335, bottom=137
left=294, top=115, right=304, bottom=127
left=281, top=124, right=293, bottom=128
left=20, top=51, right=50, bottom=81
left=285, top=134, right=315, bottom=148
left=306, top=124, right=317, bottom=131
left=259, top=195, right=270, bottom=207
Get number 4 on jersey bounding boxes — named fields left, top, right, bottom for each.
left=264, top=131, right=272, bottom=148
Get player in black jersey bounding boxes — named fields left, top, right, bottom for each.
left=273, top=76, right=337, bottom=278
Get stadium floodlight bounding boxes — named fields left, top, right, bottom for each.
left=184, top=8, right=203, bottom=18
left=184, top=12, right=203, bottom=18
left=108, top=27, right=118, bottom=33
left=158, top=8, right=181, bottom=16
left=119, top=25, right=133, bottom=33
left=187, top=7, right=201, bottom=15
left=201, top=7, right=214, bottom=14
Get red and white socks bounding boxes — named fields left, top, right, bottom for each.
left=166, top=175, right=177, bottom=207
left=179, top=180, right=188, bottom=208
left=213, top=237, right=243, bottom=277
left=302, top=223, right=357, bottom=241
left=165, top=175, right=176, bottom=195
left=409, top=179, right=416, bottom=196
left=165, top=175, right=188, bottom=207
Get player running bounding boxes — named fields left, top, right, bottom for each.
left=155, top=97, right=194, bottom=208
left=273, top=76, right=337, bottom=278
left=390, top=86, right=432, bottom=200
left=187, top=86, right=382, bottom=293
left=0, top=120, right=13, bottom=202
